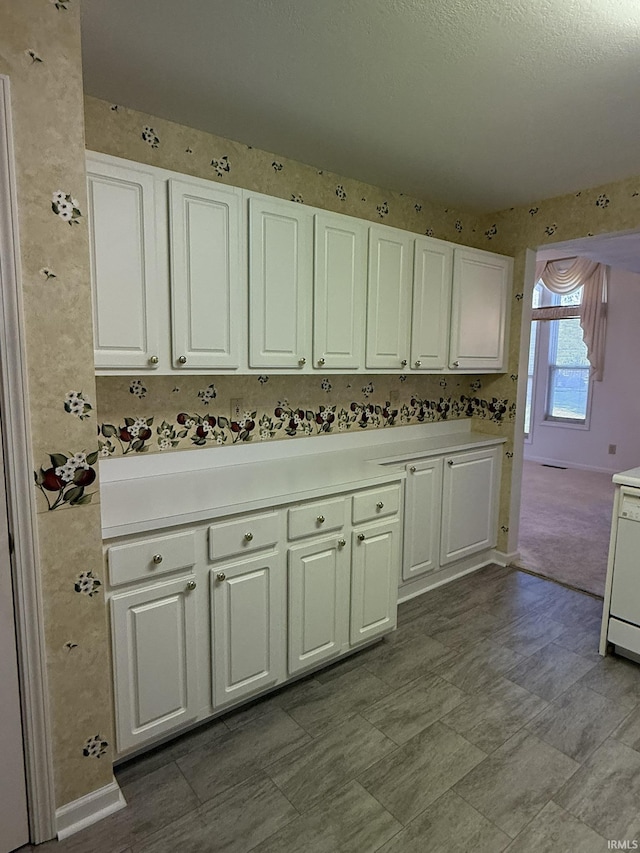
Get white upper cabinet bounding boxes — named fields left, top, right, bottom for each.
left=87, top=158, right=160, bottom=370
left=449, top=247, right=511, bottom=371
left=248, top=195, right=313, bottom=369
left=366, top=226, right=413, bottom=370
left=313, top=213, right=367, bottom=370
left=169, top=179, right=243, bottom=370
left=411, top=237, right=453, bottom=371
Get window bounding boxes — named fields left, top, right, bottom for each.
left=525, top=282, right=592, bottom=435
left=544, top=287, right=590, bottom=424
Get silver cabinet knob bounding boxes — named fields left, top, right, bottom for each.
left=453, top=360, right=460, bottom=368
left=216, top=572, right=225, bottom=582
left=410, top=466, right=417, bottom=473
left=318, top=357, right=325, bottom=366
left=376, top=501, right=384, bottom=510
left=178, top=355, right=187, bottom=364
left=298, top=357, right=306, bottom=366
left=357, top=533, right=366, bottom=542
left=244, top=532, right=253, bottom=542
left=186, top=580, right=197, bottom=591
left=148, top=355, right=159, bottom=365
left=152, top=554, right=163, bottom=565
left=415, top=360, right=421, bottom=368
left=401, top=359, right=407, bottom=367
left=317, top=515, right=325, bottom=524
left=447, top=459, right=454, bottom=466
left=338, top=538, right=346, bottom=547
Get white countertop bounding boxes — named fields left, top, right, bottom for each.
left=100, top=422, right=506, bottom=539
left=613, top=467, right=640, bottom=488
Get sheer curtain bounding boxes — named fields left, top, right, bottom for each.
left=534, top=258, right=608, bottom=381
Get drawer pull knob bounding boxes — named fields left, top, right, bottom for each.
left=244, top=532, right=254, bottom=542
left=178, top=355, right=187, bottom=364
left=318, top=357, right=325, bottom=366
left=358, top=533, right=366, bottom=542
left=317, top=515, right=325, bottom=524
left=298, top=357, right=306, bottom=366
left=216, top=572, right=226, bottom=582
left=401, top=359, right=407, bottom=367
left=410, top=466, right=417, bottom=473
left=376, top=501, right=384, bottom=510
left=453, top=360, right=460, bottom=368
left=415, top=360, right=421, bottom=368
left=338, top=538, right=346, bottom=547
left=148, top=355, right=159, bottom=365
left=152, top=554, right=163, bottom=565
left=186, top=580, right=197, bottom=591
left=447, top=459, right=454, bottom=466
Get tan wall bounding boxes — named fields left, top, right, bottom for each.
left=0, top=2, right=113, bottom=807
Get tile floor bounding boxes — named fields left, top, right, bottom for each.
left=34, top=564, right=640, bottom=852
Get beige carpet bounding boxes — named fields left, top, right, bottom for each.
left=516, top=460, right=616, bottom=597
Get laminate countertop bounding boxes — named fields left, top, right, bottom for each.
left=100, top=422, right=506, bottom=539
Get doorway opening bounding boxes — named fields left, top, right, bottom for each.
left=516, top=232, right=640, bottom=597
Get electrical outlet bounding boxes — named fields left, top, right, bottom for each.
left=608, top=444, right=617, bottom=455
left=230, top=398, right=243, bottom=420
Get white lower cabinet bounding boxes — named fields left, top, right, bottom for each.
left=351, top=520, right=400, bottom=645
left=402, top=445, right=501, bottom=582
left=288, top=536, right=350, bottom=674
left=403, top=459, right=442, bottom=581
left=211, top=551, right=285, bottom=708
left=440, top=447, right=500, bottom=565
left=111, top=575, right=199, bottom=752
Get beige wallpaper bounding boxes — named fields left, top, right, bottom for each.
left=1, top=0, right=113, bottom=808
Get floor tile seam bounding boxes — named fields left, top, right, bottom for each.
left=546, top=799, right=612, bottom=842
left=448, top=784, right=516, bottom=841
left=173, top=757, right=212, bottom=808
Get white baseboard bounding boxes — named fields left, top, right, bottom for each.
left=492, top=549, right=520, bottom=567
left=56, top=778, right=126, bottom=840
left=524, top=454, right=618, bottom=475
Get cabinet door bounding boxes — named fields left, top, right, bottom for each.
left=111, top=576, right=198, bottom=752
left=248, top=196, right=313, bottom=369
left=440, top=448, right=500, bottom=565
left=411, top=238, right=453, bottom=371
left=365, top=226, right=412, bottom=370
left=87, top=159, right=160, bottom=369
left=403, top=459, right=443, bottom=581
left=351, top=519, right=399, bottom=645
left=449, top=248, right=511, bottom=371
left=288, top=536, right=350, bottom=675
left=211, top=552, right=284, bottom=707
left=313, top=213, right=367, bottom=370
left=169, top=179, right=242, bottom=370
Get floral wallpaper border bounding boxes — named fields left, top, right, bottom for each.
left=97, top=393, right=515, bottom=458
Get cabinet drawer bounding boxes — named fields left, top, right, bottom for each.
left=209, top=511, right=279, bottom=562
left=108, top=531, right=196, bottom=587
left=352, top=485, right=401, bottom=524
left=288, top=497, right=346, bottom=540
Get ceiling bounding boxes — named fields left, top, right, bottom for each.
left=80, top=0, right=640, bottom=212
left=538, top=231, right=640, bottom=274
